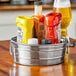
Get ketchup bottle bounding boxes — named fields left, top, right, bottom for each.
left=32, top=1, right=45, bottom=44
left=45, top=13, right=62, bottom=44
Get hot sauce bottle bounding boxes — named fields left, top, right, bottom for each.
left=32, top=1, right=45, bottom=44
left=45, top=13, right=62, bottom=44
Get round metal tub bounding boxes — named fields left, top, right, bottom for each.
left=10, top=37, right=68, bottom=66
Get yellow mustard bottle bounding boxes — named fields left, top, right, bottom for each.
left=16, top=16, right=34, bottom=44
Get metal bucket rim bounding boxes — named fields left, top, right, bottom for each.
left=10, top=36, right=67, bottom=47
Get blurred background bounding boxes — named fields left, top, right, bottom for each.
left=0, top=0, right=76, bottom=40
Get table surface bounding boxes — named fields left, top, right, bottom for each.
left=0, top=40, right=76, bottom=76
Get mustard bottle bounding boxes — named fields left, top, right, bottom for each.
left=16, top=16, right=34, bottom=44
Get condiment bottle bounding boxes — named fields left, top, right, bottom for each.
left=45, top=13, right=62, bottom=44
left=16, top=16, right=34, bottom=44
left=32, top=1, right=45, bottom=44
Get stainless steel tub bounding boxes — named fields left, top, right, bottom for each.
left=10, top=37, right=68, bottom=66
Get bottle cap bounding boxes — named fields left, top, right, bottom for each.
left=28, top=38, right=38, bottom=45
left=45, top=13, right=62, bottom=26
left=42, top=39, right=52, bottom=44
left=34, top=1, right=42, bottom=5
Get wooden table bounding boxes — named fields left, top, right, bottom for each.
left=0, top=40, right=76, bottom=76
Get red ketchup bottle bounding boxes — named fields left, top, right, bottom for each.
left=45, top=13, right=62, bottom=44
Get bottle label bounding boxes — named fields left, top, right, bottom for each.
left=38, top=22, right=45, bottom=43
left=47, top=26, right=55, bottom=44
left=34, top=20, right=45, bottom=44
left=17, top=27, right=23, bottom=43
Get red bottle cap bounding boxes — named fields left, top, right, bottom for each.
left=45, top=13, right=62, bottom=26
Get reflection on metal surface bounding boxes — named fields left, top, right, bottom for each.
left=68, top=60, right=74, bottom=72
left=68, top=59, right=74, bottom=76
left=40, top=65, right=63, bottom=76
left=9, top=64, right=64, bottom=76
left=64, top=53, right=69, bottom=65
left=10, top=64, right=31, bottom=76
left=64, top=54, right=75, bottom=76
left=9, top=64, right=17, bottom=76
left=9, top=53, right=76, bottom=76
left=18, top=66, right=31, bottom=76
